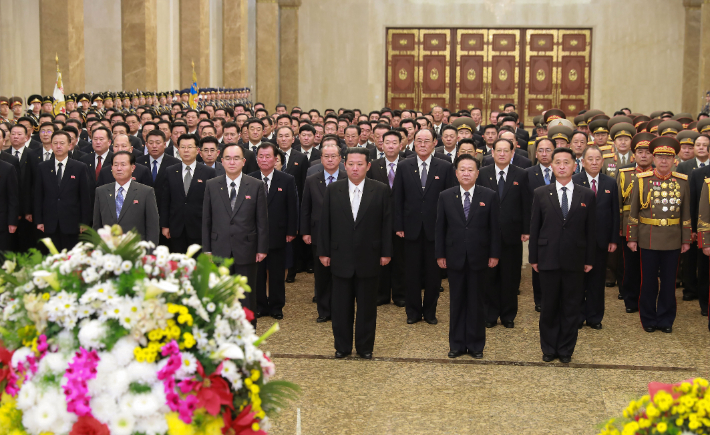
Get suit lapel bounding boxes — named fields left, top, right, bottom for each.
left=466, top=188, right=480, bottom=224
left=339, top=182, right=355, bottom=225
left=565, top=187, right=583, bottom=221
left=58, top=159, right=71, bottom=195
left=354, top=180, right=374, bottom=227
left=104, top=185, right=118, bottom=224
left=218, top=177, right=233, bottom=215
left=231, top=176, right=250, bottom=217
left=500, top=168, right=516, bottom=202
left=546, top=184, right=565, bottom=222
left=118, top=183, right=139, bottom=222
left=265, top=173, right=277, bottom=206
left=423, top=157, right=438, bottom=194
left=316, top=171, right=327, bottom=197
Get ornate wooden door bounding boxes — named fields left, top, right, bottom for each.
left=386, top=29, right=418, bottom=111
left=557, top=29, right=592, bottom=119
left=419, top=29, right=451, bottom=112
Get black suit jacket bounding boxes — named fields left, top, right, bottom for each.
left=300, top=147, right=321, bottom=163
left=0, top=160, right=19, bottom=229
left=283, top=148, right=309, bottom=201
left=435, top=185, right=501, bottom=270
left=573, top=172, right=620, bottom=249
left=69, top=148, right=87, bottom=161
left=0, top=152, right=21, bottom=185
left=233, top=143, right=259, bottom=175
left=249, top=170, right=298, bottom=249
left=136, top=153, right=181, bottom=208
left=28, top=139, right=42, bottom=152
left=677, top=158, right=700, bottom=177
left=477, top=164, right=531, bottom=244
left=34, top=158, right=92, bottom=234
left=79, top=139, right=93, bottom=153
left=161, top=163, right=216, bottom=239
left=301, top=170, right=347, bottom=246
left=318, top=178, right=393, bottom=278
left=80, top=152, right=114, bottom=183
left=529, top=183, right=596, bottom=271
left=526, top=163, right=555, bottom=195
left=96, top=162, right=152, bottom=187
left=202, top=174, right=269, bottom=264
left=393, top=155, right=457, bottom=241
left=4, top=148, right=34, bottom=216
left=689, top=165, right=710, bottom=232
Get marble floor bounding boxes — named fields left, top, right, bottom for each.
left=255, top=266, right=710, bottom=435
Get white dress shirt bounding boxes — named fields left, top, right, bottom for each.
left=149, top=154, right=164, bottom=172
left=460, top=185, right=475, bottom=209
left=495, top=164, right=509, bottom=183
left=283, top=148, right=292, bottom=167
left=226, top=173, right=243, bottom=195
left=301, top=147, right=314, bottom=160
left=260, top=169, right=274, bottom=193
left=556, top=180, right=574, bottom=211
left=349, top=178, right=365, bottom=219
left=55, top=156, right=69, bottom=178
left=416, top=154, right=433, bottom=183
left=95, top=150, right=109, bottom=168
left=42, top=147, right=53, bottom=161
left=697, top=158, right=709, bottom=168
left=115, top=178, right=132, bottom=197
left=586, top=172, right=600, bottom=190
left=248, top=141, right=261, bottom=153
left=11, top=145, right=27, bottom=160
left=182, top=161, right=196, bottom=179
left=385, top=156, right=399, bottom=173
left=173, top=145, right=183, bottom=161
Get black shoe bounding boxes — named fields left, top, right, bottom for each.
left=255, top=311, right=265, bottom=318
left=682, top=294, right=697, bottom=301
left=702, top=310, right=708, bottom=317
left=407, top=317, right=420, bottom=324
left=377, top=300, right=390, bottom=306
left=559, top=355, right=572, bottom=364
left=448, top=350, right=466, bottom=358
left=588, top=323, right=602, bottom=330
left=606, top=282, right=616, bottom=288
left=502, top=321, right=514, bottom=328
left=485, top=321, right=497, bottom=328
left=335, top=351, right=351, bottom=358
left=393, top=299, right=406, bottom=307
left=470, top=351, right=483, bottom=359
left=626, top=308, right=638, bottom=313
left=644, top=326, right=656, bottom=333
left=439, top=286, right=444, bottom=292
left=424, top=317, right=438, bottom=325
left=285, top=275, right=296, bottom=283
left=316, top=316, right=331, bottom=323
left=307, top=267, right=314, bottom=274
left=535, top=304, right=541, bottom=312
left=659, top=326, right=672, bottom=333
left=542, top=354, right=556, bottom=362
left=617, top=293, right=624, bottom=300
left=271, top=313, right=283, bottom=320
left=357, top=352, right=372, bottom=360
left=312, top=296, right=316, bottom=303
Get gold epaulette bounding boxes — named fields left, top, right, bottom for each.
left=599, top=145, right=612, bottom=151
left=672, top=172, right=687, bottom=180
left=607, top=140, right=614, bottom=145
left=528, top=140, right=535, bottom=145
left=602, top=153, right=615, bottom=159
left=619, top=167, right=634, bottom=172
left=705, top=178, right=710, bottom=185
left=637, top=171, right=653, bottom=178
left=476, top=149, right=483, bottom=154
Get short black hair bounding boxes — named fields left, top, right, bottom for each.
left=345, top=146, right=371, bottom=163
left=146, top=129, right=166, bottom=141
left=62, top=125, right=79, bottom=137
left=344, top=124, right=361, bottom=136
left=39, top=122, right=55, bottom=131
left=256, top=141, right=279, bottom=157
left=113, top=150, right=136, bottom=165
left=382, top=130, right=401, bottom=143
left=299, top=124, right=316, bottom=135
left=92, top=126, right=112, bottom=139
left=221, top=143, right=244, bottom=159
left=440, top=125, right=457, bottom=136
left=552, top=147, right=575, bottom=160
left=454, top=153, right=479, bottom=170
left=494, top=138, right=515, bottom=151
left=112, top=121, right=130, bottom=133
left=200, top=136, right=220, bottom=149
left=51, top=130, right=72, bottom=143
left=177, top=133, right=200, bottom=148
left=483, top=124, right=498, bottom=134
left=11, top=123, right=28, bottom=134
left=245, top=118, right=264, bottom=129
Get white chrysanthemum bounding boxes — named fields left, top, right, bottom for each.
left=39, top=352, right=68, bottom=373
left=16, top=382, right=37, bottom=410
left=32, top=275, right=49, bottom=288
left=88, top=352, right=118, bottom=394
left=11, top=347, right=33, bottom=370
left=125, top=361, right=158, bottom=385
left=206, top=302, right=216, bottom=312
left=56, top=329, right=77, bottom=353
left=130, top=392, right=161, bottom=417
left=175, top=353, right=198, bottom=379
left=220, top=360, right=239, bottom=382
left=106, top=369, right=131, bottom=398
left=110, top=411, right=136, bottom=435
left=90, top=394, right=117, bottom=423
left=192, top=327, right=208, bottom=347
left=78, top=319, right=108, bottom=350
left=32, top=399, right=58, bottom=432
left=118, top=299, right=141, bottom=329
left=82, top=267, right=100, bottom=283
left=76, top=304, right=94, bottom=319
left=52, top=405, right=76, bottom=435
left=135, top=414, right=169, bottom=435
left=120, top=260, right=133, bottom=273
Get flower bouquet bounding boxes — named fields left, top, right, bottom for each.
left=599, top=378, right=710, bottom=435
left=0, top=225, right=298, bottom=435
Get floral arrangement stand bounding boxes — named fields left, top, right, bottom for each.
left=599, top=378, right=710, bottom=435
left=0, top=225, right=298, bottom=435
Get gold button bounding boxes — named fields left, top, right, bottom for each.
left=660, top=219, right=668, bottom=226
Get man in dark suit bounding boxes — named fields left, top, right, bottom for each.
left=203, top=144, right=269, bottom=324
left=29, top=122, right=56, bottom=171
left=689, top=134, right=710, bottom=316
left=572, top=146, right=620, bottom=329
left=394, top=128, right=457, bottom=324
left=298, top=124, right=321, bottom=163
left=525, top=137, right=556, bottom=311
left=436, top=154, right=501, bottom=358
left=433, top=125, right=458, bottom=163
left=249, top=142, right=298, bottom=319
left=34, top=131, right=92, bottom=251
left=160, top=134, right=216, bottom=254
left=92, top=151, right=159, bottom=245
left=199, top=136, right=225, bottom=177
left=367, top=130, right=407, bottom=307
left=318, top=147, right=393, bottom=359
left=0, top=159, right=19, bottom=256
left=477, top=138, right=531, bottom=328
left=80, top=126, right=114, bottom=193
left=222, top=122, right=258, bottom=174
left=136, top=130, right=181, bottom=210
left=62, top=125, right=88, bottom=161
left=302, top=139, right=346, bottom=322
left=276, top=125, right=309, bottom=282
left=529, top=147, right=596, bottom=364
left=7, top=123, right=37, bottom=252
left=96, top=134, right=152, bottom=186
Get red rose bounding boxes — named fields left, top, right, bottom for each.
left=243, top=308, right=254, bottom=322
left=70, top=416, right=110, bottom=435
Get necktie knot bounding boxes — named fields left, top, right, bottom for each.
left=327, top=175, right=334, bottom=185
left=230, top=181, right=235, bottom=188
left=463, top=191, right=471, bottom=219
left=702, top=162, right=706, bottom=167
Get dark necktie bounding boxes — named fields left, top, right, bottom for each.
left=463, top=191, right=470, bottom=220
left=116, top=186, right=124, bottom=218
left=498, top=171, right=505, bottom=198
left=561, top=186, right=569, bottom=219
left=230, top=181, right=237, bottom=210
left=263, top=176, right=269, bottom=196
left=446, top=152, right=452, bottom=161
left=420, top=162, right=427, bottom=188
left=152, top=160, right=158, bottom=182
left=96, top=156, right=102, bottom=179
left=57, top=162, right=63, bottom=185
left=591, top=179, right=597, bottom=196
left=575, top=159, right=581, bottom=174
left=252, top=145, right=257, bottom=153
left=702, top=162, right=706, bottom=168
left=15, top=150, right=19, bottom=159
left=544, top=168, right=551, bottom=185
left=183, top=166, right=192, bottom=195
left=379, top=151, right=384, bottom=159
left=327, top=175, right=334, bottom=186
left=388, top=163, right=395, bottom=188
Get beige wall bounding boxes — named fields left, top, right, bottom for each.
left=298, top=0, right=686, bottom=115
left=84, top=0, right=122, bottom=92
left=0, top=0, right=41, bottom=103
left=156, top=0, right=180, bottom=91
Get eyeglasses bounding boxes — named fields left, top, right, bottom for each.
left=202, top=148, right=218, bottom=153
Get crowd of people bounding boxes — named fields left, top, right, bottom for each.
left=0, top=92, right=709, bottom=364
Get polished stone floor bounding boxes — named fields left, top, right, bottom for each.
left=255, top=266, right=710, bottom=435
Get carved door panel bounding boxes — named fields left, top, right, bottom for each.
left=487, top=29, right=521, bottom=119
left=454, top=29, right=487, bottom=113
left=524, top=29, right=558, bottom=129
left=387, top=29, right=418, bottom=111
left=419, top=29, right=451, bottom=112
left=557, top=29, right=591, bottom=119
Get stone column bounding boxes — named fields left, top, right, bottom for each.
left=121, top=0, right=158, bottom=91
left=179, top=0, right=210, bottom=88
left=682, top=1, right=702, bottom=114
left=699, top=0, right=710, bottom=113
left=256, top=0, right=279, bottom=110
left=279, top=0, right=300, bottom=110
left=223, top=0, right=249, bottom=88
left=39, top=0, right=85, bottom=95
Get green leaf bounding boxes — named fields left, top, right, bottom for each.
left=259, top=380, right=301, bottom=418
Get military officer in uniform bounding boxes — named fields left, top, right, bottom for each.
left=695, top=174, right=710, bottom=328
left=601, top=123, right=635, bottom=178
left=574, top=114, right=589, bottom=136
left=627, top=137, right=692, bottom=333
left=589, top=118, right=612, bottom=150
left=618, top=133, right=656, bottom=312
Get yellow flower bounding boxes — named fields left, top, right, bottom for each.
left=695, top=378, right=709, bottom=388
left=656, top=422, right=667, bottom=433
left=41, top=293, right=50, bottom=301
left=690, top=420, right=701, bottom=430
left=638, top=418, right=650, bottom=428
left=165, top=412, right=195, bottom=435
left=250, top=370, right=260, bottom=381
left=646, top=404, right=660, bottom=418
